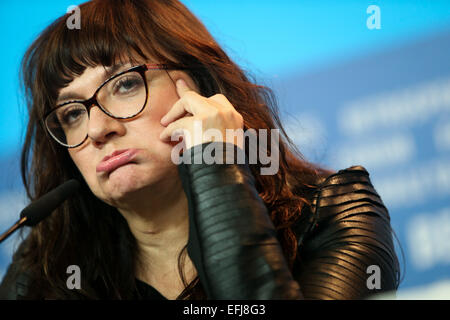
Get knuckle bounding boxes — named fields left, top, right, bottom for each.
left=209, top=107, right=220, bottom=117
left=226, top=110, right=236, bottom=120
left=211, top=93, right=229, bottom=105
left=232, top=112, right=244, bottom=126
left=211, top=93, right=224, bottom=99
left=223, top=108, right=235, bottom=118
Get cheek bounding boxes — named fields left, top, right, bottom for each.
left=147, top=84, right=179, bottom=120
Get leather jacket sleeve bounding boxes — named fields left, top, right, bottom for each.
left=294, top=165, right=400, bottom=299
left=177, top=142, right=303, bottom=299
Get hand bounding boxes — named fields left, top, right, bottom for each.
left=159, top=78, right=244, bottom=150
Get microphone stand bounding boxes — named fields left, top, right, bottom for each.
left=0, top=217, right=28, bottom=244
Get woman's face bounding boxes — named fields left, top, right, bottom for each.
left=59, top=62, right=196, bottom=207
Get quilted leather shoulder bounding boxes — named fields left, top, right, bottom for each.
left=311, top=165, right=390, bottom=226
left=294, top=165, right=399, bottom=299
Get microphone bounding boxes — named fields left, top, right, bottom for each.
left=0, top=179, right=80, bottom=244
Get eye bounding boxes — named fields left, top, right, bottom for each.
left=59, top=104, right=87, bottom=126
left=112, top=74, right=144, bottom=96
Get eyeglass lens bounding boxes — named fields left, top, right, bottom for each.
left=46, top=70, right=147, bottom=147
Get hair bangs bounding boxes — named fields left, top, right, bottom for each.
left=36, top=1, right=160, bottom=111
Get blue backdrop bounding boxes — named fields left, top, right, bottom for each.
left=1, top=0, right=449, bottom=294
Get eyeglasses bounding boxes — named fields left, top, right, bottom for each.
left=44, top=63, right=173, bottom=148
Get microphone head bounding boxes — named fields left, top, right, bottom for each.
left=20, top=179, right=80, bottom=226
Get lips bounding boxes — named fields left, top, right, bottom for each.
left=96, top=149, right=139, bottom=174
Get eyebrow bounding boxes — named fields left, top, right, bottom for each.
left=56, top=63, right=132, bottom=104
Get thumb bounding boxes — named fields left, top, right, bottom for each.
left=176, top=78, right=192, bottom=98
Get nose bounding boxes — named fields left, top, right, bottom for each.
left=87, top=105, right=126, bottom=146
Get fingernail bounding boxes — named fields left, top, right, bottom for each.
left=176, top=79, right=186, bottom=87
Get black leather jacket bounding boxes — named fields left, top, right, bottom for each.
left=0, top=142, right=399, bottom=299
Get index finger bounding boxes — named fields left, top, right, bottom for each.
left=160, top=81, right=206, bottom=126
left=175, top=78, right=192, bottom=98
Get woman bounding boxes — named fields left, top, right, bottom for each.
left=0, top=0, right=400, bottom=300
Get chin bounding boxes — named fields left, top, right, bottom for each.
left=101, top=162, right=177, bottom=203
